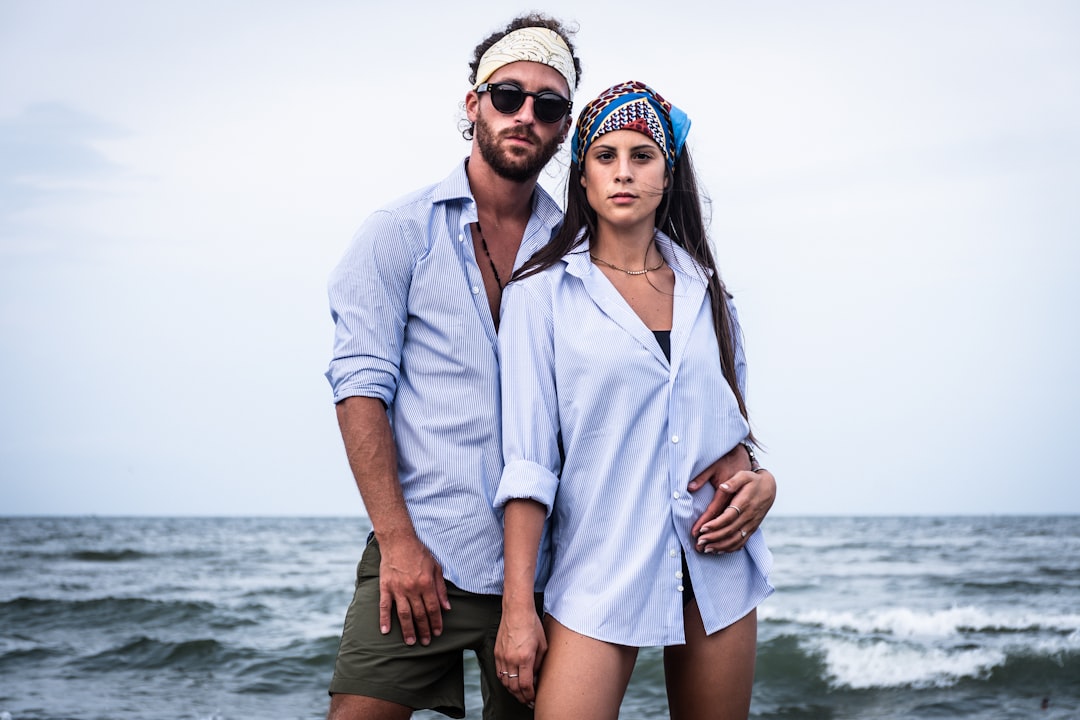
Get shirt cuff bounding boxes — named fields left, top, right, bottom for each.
left=494, top=459, right=559, bottom=516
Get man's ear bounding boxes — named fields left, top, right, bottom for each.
left=559, top=117, right=572, bottom=144
left=465, top=91, right=480, bottom=122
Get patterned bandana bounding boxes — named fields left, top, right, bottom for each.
left=571, top=81, right=691, bottom=170
left=474, top=27, right=577, bottom=98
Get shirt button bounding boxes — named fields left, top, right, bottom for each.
left=458, top=233, right=465, bottom=242
left=471, top=286, right=480, bottom=295
left=669, top=549, right=677, bottom=558
left=677, top=585, right=685, bottom=592
left=675, top=571, right=683, bottom=579
left=672, top=491, right=680, bottom=499
left=671, top=435, right=680, bottom=443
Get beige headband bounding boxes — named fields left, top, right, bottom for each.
left=474, top=27, right=576, bottom=98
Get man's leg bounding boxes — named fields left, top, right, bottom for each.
left=327, top=693, right=412, bottom=720
left=327, top=538, right=467, bottom=718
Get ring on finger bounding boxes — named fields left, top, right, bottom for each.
left=741, top=529, right=748, bottom=538
left=507, top=673, right=519, bottom=678
left=728, top=505, right=742, bottom=516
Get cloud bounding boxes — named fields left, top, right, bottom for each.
left=0, top=102, right=127, bottom=248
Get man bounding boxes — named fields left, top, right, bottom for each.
left=324, top=14, right=776, bottom=720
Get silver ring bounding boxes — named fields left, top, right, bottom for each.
left=741, top=530, right=748, bottom=538
left=729, top=505, right=742, bottom=516
left=499, top=671, right=509, bottom=676
left=507, top=674, right=519, bottom=678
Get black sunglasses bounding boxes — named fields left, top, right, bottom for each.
left=476, top=82, right=572, bottom=124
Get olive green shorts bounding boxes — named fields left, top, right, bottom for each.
left=329, top=536, right=539, bottom=720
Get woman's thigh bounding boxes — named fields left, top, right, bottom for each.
left=664, top=604, right=758, bottom=720
left=535, top=615, right=638, bottom=720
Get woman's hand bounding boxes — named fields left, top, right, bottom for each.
left=495, top=606, right=548, bottom=707
left=689, top=449, right=776, bottom=553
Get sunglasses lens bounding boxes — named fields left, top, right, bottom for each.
left=483, top=83, right=569, bottom=123
left=534, top=94, right=569, bottom=123
left=489, top=86, right=525, bottom=114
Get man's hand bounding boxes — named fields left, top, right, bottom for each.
left=688, top=445, right=777, bottom=554
left=377, top=533, right=451, bottom=646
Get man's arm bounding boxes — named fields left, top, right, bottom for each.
left=688, top=443, right=777, bottom=554
left=336, top=396, right=450, bottom=646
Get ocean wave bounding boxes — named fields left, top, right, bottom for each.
left=950, top=578, right=1069, bottom=595
left=1, top=596, right=218, bottom=629
left=71, top=636, right=235, bottom=671
left=761, top=604, right=1080, bottom=638
left=805, top=637, right=1080, bottom=692
left=813, top=637, right=1005, bottom=689
left=69, top=549, right=150, bottom=562
left=757, top=633, right=1080, bottom=696
left=0, top=645, right=64, bottom=671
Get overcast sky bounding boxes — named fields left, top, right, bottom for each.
left=2, top=0, right=1078, bottom=517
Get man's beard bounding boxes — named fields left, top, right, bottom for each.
left=475, top=114, right=562, bottom=182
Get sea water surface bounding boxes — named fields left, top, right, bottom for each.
left=1, top=516, right=1077, bottom=719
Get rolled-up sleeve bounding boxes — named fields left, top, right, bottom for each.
left=495, top=279, right=562, bottom=515
left=325, top=210, right=417, bottom=405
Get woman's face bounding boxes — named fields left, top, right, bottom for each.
left=580, top=129, right=667, bottom=234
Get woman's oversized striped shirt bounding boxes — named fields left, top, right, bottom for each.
left=496, top=231, right=774, bottom=646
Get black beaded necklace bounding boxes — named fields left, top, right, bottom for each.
left=474, top=222, right=504, bottom=290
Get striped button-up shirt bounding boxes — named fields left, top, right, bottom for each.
left=495, top=231, right=774, bottom=646
left=325, top=161, right=563, bottom=595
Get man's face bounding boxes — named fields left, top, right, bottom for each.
left=470, top=61, right=571, bottom=182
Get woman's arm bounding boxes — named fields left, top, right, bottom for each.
left=496, top=499, right=548, bottom=707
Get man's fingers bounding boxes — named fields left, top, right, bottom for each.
left=686, top=466, right=713, bottom=492
left=436, top=574, right=451, bottom=611
left=691, top=492, right=730, bottom=538
left=406, top=595, right=434, bottom=646
left=390, top=592, right=420, bottom=645
left=421, top=589, right=445, bottom=638
left=378, top=586, right=394, bottom=637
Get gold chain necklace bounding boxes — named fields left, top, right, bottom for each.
left=590, top=253, right=665, bottom=276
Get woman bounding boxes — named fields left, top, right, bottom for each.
left=493, top=81, right=774, bottom=719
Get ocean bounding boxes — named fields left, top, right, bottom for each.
left=1, top=516, right=1077, bottom=719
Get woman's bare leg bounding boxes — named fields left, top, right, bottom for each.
left=664, top=604, right=757, bottom=720
left=535, top=616, right=638, bottom=720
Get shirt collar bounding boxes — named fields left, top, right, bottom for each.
left=431, top=159, right=475, bottom=206
left=431, top=159, right=564, bottom=235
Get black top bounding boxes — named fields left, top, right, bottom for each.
left=652, top=330, right=671, bottom=361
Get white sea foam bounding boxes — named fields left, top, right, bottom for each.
left=811, top=636, right=1005, bottom=689
left=761, top=604, right=1080, bottom=638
